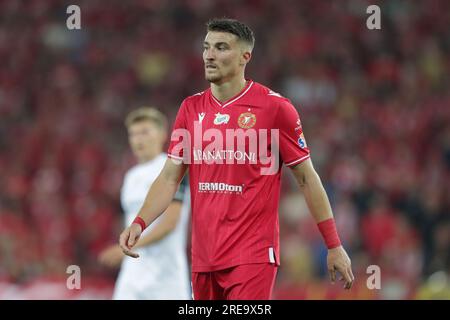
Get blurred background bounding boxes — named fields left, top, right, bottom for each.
left=0, top=0, right=449, bottom=299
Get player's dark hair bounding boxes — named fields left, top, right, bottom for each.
left=206, top=18, right=255, bottom=50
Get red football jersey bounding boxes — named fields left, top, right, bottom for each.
left=168, top=80, right=310, bottom=272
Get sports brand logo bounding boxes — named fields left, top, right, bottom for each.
left=198, top=112, right=206, bottom=123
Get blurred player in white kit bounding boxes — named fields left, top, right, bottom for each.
left=99, top=107, right=191, bottom=300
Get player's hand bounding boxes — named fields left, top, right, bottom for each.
left=98, top=245, right=124, bottom=268
left=119, top=224, right=142, bottom=258
left=327, top=245, right=354, bottom=289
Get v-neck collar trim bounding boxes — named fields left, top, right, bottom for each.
left=210, top=80, right=254, bottom=109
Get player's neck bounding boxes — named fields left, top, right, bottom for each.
left=211, top=77, right=247, bottom=103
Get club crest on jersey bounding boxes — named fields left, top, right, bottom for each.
left=298, top=132, right=307, bottom=149
left=237, top=112, right=256, bottom=129
left=214, top=112, right=230, bottom=125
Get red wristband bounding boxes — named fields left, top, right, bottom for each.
left=317, top=218, right=341, bottom=249
left=132, top=216, right=146, bottom=232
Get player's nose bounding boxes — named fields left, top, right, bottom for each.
left=204, top=48, right=215, bottom=60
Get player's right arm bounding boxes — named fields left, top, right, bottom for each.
left=119, top=159, right=187, bottom=258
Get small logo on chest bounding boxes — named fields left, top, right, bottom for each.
left=198, top=112, right=206, bottom=123
left=214, top=113, right=230, bottom=125
left=237, top=112, right=256, bottom=129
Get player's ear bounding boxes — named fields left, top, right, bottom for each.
left=240, top=49, right=252, bottom=66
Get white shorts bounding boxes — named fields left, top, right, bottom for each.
left=112, top=270, right=191, bottom=300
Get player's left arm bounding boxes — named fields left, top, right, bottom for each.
left=290, top=158, right=355, bottom=289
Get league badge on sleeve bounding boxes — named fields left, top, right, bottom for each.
left=298, top=132, right=307, bottom=148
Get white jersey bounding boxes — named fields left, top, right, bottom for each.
left=113, top=153, right=191, bottom=300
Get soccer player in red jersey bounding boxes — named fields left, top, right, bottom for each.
left=119, top=18, right=354, bottom=299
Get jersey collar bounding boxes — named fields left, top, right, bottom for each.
left=210, top=80, right=254, bottom=109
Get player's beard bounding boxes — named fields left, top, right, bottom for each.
left=205, top=72, right=222, bottom=83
